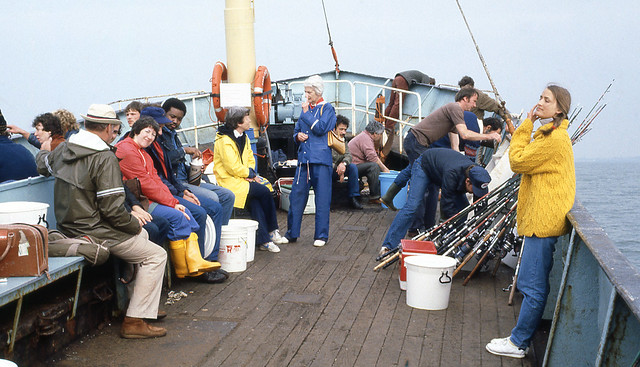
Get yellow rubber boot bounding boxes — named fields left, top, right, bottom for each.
left=185, top=233, right=221, bottom=274
left=169, top=240, right=189, bottom=278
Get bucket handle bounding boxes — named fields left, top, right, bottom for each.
left=439, top=270, right=452, bottom=284
left=37, top=214, right=49, bottom=229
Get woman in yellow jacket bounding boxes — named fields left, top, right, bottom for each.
left=486, top=85, right=575, bottom=359
left=213, top=107, right=288, bottom=253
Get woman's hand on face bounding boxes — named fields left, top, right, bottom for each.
left=528, top=105, right=539, bottom=122
left=297, top=132, right=308, bottom=142
left=302, top=101, right=309, bottom=113
left=174, top=203, right=191, bottom=220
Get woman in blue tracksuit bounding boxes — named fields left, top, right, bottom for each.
left=285, top=75, right=336, bottom=247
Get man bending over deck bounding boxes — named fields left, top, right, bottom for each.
left=36, top=104, right=168, bottom=339
left=379, top=148, right=491, bottom=256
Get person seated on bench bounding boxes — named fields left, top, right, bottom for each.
left=348, top=120, right=390, bottom=204
left=0, top=108, right=38, bottom=183
left=115, top=116, right=223, bottom=283
left=331, top=115, right=362, bottom=209
left=36, top=103, right=168, bottom=339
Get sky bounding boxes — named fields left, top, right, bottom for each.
left=1, top=1, right=638, bottom=159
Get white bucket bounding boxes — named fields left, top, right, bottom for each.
left=0, top=201, right=49, bottom=226
left=405, top=254, right=457, bottom=310
left=227, top=219, right=259, bottom=262
left=203, top=215, right=217, bottom=258
left=0, top=360, right=17, bottom=367
left=219, top=225, right=248, bottom=272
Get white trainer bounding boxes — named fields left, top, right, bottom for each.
left=485, top=337, right=526, bottom=359
left=259, top=242, right=280, bottom=253
left=269, top=229, right=289, bottom=244
left=313, top=239, right=326, bottom=247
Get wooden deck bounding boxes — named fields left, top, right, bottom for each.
left=48, top=205, right=534, bottom=367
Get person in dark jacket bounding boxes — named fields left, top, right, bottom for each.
left=36, top=104, right=168, bottom=339
left=379, top=148, right=491, bottom=255
left=0, top=109, right=39, bottom=183
left=331, top=115, right=362, bottom=209
left=158, top=98, right=235, bottom=225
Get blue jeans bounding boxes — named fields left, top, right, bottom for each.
left=286, top=163, right=332, bottom=241
left=393, top=130, right=429, bottom=188
left=510, top=235, right=558, bottom=349
left=382, top=157, right=430, bottom=250
left=150, top=204, right=199, bottom=241
left=181, top=181, right=235, bottom=225
left=143, top=215, right=170, bottom=246
left=333, top=163, right=360, bottom=197
left=175, top=196, right=211, bottom=258
left=246, top=182, right=280, bottom=246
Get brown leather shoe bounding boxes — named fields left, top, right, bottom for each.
left=121, top=317, right=167, bottom=339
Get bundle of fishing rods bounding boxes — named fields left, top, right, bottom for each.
left=375, top=174, right=523, bottom=289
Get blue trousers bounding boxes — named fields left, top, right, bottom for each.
left=150, top=203, right=199, bottom=241
left=332, top=163, right=360, bottom=198
left=246, top=182, right=279, bottom=246
left=382, top=158, right=430, bottom=250
left=175, top=196, right=212, bottom=259
left=393, top=130, right=429, bottom=188
left=181, top=180, right=235, bottom=225
left=286, top=163, right=332, bottom=241
left=178, top=194, right=223, bottom=262
left=143, top=216, right=170, bottom=246
left=510, top=235, right=558, bottom=349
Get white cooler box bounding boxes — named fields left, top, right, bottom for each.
left=279, top=184, right=315, bottom=215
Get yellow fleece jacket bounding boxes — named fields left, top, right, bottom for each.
left=509, top=118, right=575, bottom=237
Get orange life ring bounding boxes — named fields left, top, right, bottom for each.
left=252, top=66, right=271, bottom=127
left=211, top=61, right=227, bottom=122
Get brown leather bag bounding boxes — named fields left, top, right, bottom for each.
left=0, top=224, right=49, bottom=277
left=123, top=177, right=150, bottom=211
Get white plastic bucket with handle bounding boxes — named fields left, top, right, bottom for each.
left=219, top=224, right=248, bottom=272
left=405, top=254, right=457, bottom=310
left=0, top=201, right=49, bottom=226
left=227, top=219, right=259, bottom=262
left=0, top=359, right=18, bottom=367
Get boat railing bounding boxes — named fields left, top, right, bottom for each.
left=352, top=81, right=423, bottom=154
left=544, top=199, right=640, bottom=366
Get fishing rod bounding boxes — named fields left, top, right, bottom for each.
left=508, top=236, right=526, bottom=305
left=462, top=208, right=517, bottom=286
left=439, top=187, right=518, bottom=253
left=424, top=175, right=519, bottom=244
left=435, top=181, right=519, bottom=251
left=320, top=0, right=340, bottom=78
left=452, top=199, right=518, bottom=278
left=455, top=0, right=503, bottom=104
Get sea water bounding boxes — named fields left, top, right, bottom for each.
left=575, top=157, right=640, bottom=270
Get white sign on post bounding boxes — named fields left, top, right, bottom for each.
left=220, top=83, right=252, bottom=108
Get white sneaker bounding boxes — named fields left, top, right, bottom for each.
left=485, top=337, right=526, bottom=359
left=379, top=246, right=390, bottom=257
left=313, top=239, right=326, bottom=247
left=259, top=242, right=280, bottom=253
left=269, top=229, right=289, bottom=244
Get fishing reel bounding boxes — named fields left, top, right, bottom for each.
left=453, top=241, right=474, bottom=264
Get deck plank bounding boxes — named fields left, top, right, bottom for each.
left=48, top=205, right=531, bottom=367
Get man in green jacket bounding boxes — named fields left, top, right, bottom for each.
left=36, top=104, right=168, bottom=339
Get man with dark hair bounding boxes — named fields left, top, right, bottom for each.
left=379, top=148, right=491, bottom=255
left=0, top=108, right=39, bottom=183
left=159, top=98, right=235, bottom=225
left=330, top=115, right=362, bottom=209
left=348, top=120, right=390, bottom=203
left=35, top=104, right=168, bottom=339
left=381, top=88, right=501, bottom=210
left=458, top=75, right=514, bottom=134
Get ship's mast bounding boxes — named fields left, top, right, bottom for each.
left=224, top=0, right=258, bottom=130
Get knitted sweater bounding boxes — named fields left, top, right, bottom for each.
left=509, top=118, right=575, bottom=237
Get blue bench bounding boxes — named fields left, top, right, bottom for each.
left=0, top=256, right=85, bottom=355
